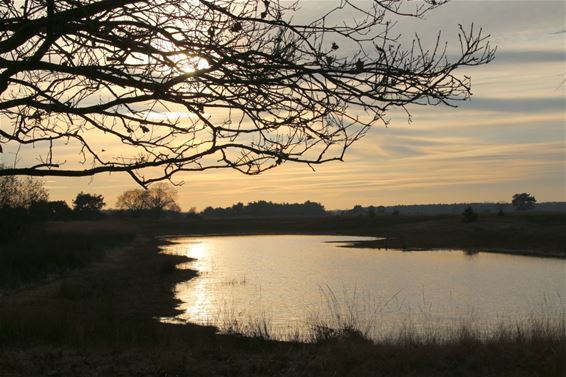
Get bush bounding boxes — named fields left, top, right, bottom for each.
left=0, top=206, right=29, bottom=240
left=512, top=193, right=536, bottom=211
left=462, top=206, right=478, bottom=223
left=73, top=192, right=106, bottom=219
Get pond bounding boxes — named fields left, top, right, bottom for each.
left=161, top=235, right=565, bottom=340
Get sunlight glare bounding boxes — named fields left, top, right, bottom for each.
left=186, top=241, right=208, bottom=260
left=172, top=54, right=210, bottom=74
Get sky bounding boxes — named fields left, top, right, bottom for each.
left=2, top=0, right=565, bottom=210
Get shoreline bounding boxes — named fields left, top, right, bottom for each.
left=143, top=213, right=566, bottom=259
left=161, top=230, right=566, bottom=259
left=341, top=240, right=566, bottom=259
left=158, top=230, right=566, bottom=261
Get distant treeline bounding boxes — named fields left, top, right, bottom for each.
left=333, top=202, right=566, bottom=216
left=194, top=201, right=566, bottom=219
left=201, top=200, right=326, bottom=218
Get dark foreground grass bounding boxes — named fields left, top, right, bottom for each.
left=0, top=217, right=564, bottom=376
left=0, top=221, right=136, bottom=288
left=1, top=314, right=563, bottom=376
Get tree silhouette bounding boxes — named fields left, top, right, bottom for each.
left=73, top=192, right=105, bottom=216
left=201, top=200, right=325, bottom=218
left=116, top=183, right=180, bottom=213
left=0, top=0, right=494, bottom=186
left=511, top=193, right=536, bottom=211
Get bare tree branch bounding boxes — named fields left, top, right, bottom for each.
left=0, top=0, right=495, bottom=186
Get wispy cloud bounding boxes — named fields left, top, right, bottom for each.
left=459, top=97, right=565, bottom=113
left=493, top=50, right=565, bottom=64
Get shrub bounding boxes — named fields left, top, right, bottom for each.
left=462, top=206, right=478, bottom=223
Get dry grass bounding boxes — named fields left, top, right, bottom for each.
left=0, top=220, right=136, bottom=289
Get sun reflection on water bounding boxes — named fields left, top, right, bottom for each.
left=186, top=241, right=208, bottom=260
left=181, top=278, right=212, bottom=321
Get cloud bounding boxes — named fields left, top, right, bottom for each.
left=492, top=50, right=566, bottom=64
left=174, top=136, right=564, bottom=205
left=459, top=96, right=565, bottom=113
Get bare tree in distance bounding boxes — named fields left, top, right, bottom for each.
left=116, top=183, right=180, bottom=213
left=0, top=0, right=495, bottom=186
left=0, top=173, right=48, bottom=208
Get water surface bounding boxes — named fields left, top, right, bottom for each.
left=161, top=235, right=565, bottom=339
